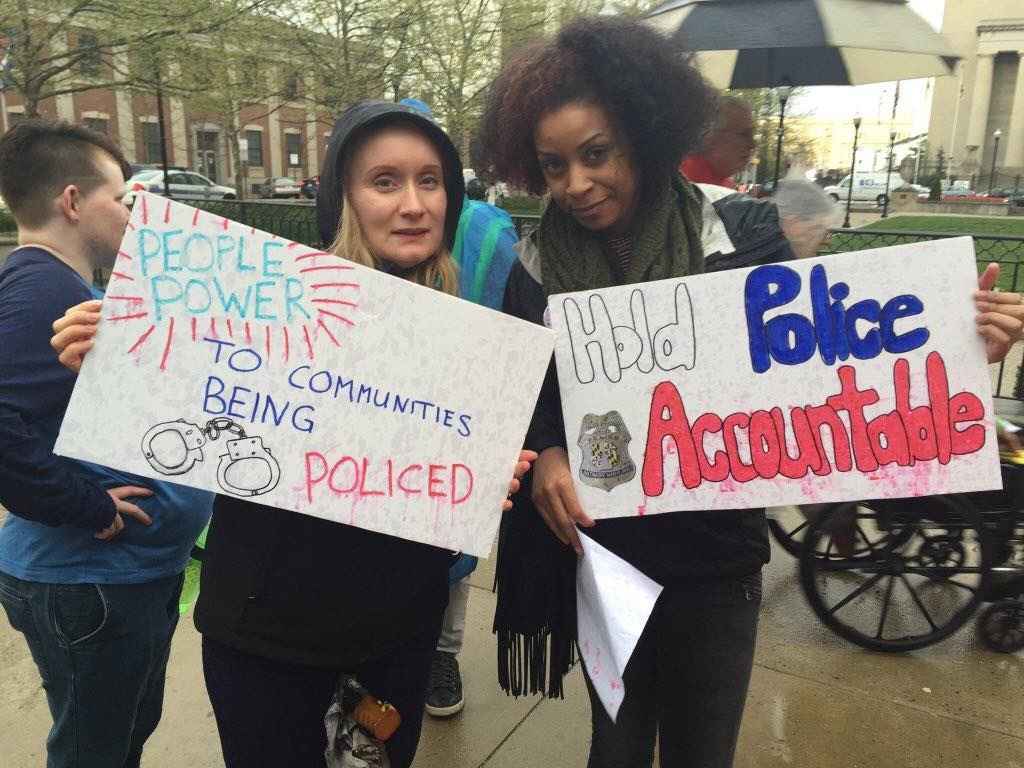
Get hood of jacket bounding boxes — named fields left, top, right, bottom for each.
left=315, top=100, right=465, bottom=250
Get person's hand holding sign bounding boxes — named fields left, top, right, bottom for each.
left=504, top=450, right=538, bottom=511
left=532, top=446, right=595, bottom=555
left=975, top=264, right=1024, bottom=363
left=51, top=298, right=102, bottom=373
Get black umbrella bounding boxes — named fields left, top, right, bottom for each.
left=645, top=0, right=959, bottom=88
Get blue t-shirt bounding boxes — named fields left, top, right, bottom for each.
left=0, top=247, right=213, bottom=584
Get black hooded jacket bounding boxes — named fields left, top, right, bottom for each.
left=194, top=102, right=465, bottom=669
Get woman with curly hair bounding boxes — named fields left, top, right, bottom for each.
left=484, top=14, right=1024, bottom=768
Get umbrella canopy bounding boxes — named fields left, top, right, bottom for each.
left=645, top=0, right=959, bottom=88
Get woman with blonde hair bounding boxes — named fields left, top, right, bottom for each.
left=51, top=100, right=533, bottom=768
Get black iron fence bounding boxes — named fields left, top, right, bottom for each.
left=823, top=228, right=1024, bottom=399
left=191, top=199, right=321, bottom=246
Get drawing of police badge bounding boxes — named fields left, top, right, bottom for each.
left=577, top=411, right=636, bottom=492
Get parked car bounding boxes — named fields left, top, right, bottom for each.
left=823, top=172, right=905, bottom=206
left=300, top=176, right=319, bottom=199
left=258, top=177, right=302, bottom=199
left=124, top=170, right=236, bottom=204
left=128, top=162, right=186, bottom=177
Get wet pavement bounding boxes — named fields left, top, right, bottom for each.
left=1, top=520, right=1022, bottom=767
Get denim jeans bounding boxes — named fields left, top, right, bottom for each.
left=0, top=571, right=183, bottom=768
left=583, top=573, right=762, bottom=768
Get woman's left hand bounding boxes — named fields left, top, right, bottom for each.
left=975, top=263, right=1024, bottom=363
left=503, top=449, right=538, bottom=511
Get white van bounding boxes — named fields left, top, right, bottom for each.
left=823, top=172, right=905, bottom=206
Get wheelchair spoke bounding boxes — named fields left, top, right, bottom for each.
left=829, top=572, right=884, bottom=616
left=855, top=524, right=879, bottom=554
left=786, top=519, right=810, bottom=538
left=875, top=576, right=896, bottom=639
left=899, top=575, right=938, bottom=631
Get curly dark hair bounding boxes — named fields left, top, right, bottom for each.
left=479, top=15, right=718, bottom=200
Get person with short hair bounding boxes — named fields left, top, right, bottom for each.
left=0, top=119, right=214, bottom=768
left=773, top=179, right=841, bottom=258
left=680, top=95, right=756, bottom=189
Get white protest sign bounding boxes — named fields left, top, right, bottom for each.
left=549, top=237, right=1002, bottom=519
left=56, top=193, right=554, bottom=556
left=576, top=532, right=663, bottom=722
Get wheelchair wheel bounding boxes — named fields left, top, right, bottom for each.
left=769, top=502, right=912, bottom=560
left=799, top=495, right=993, bottom=652
left=978, top=599, right=1024, bottom=653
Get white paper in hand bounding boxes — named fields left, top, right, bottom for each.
left=576, top=532, right=663, bottom=722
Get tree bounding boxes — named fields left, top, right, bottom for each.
left=2, top=0, right=278, bottom=117
left=278, top=0, right=415, bottom=119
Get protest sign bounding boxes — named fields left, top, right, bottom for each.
left=549, top=237, right=1002, bottom=519
left=55, top=193, right=554, bottom=557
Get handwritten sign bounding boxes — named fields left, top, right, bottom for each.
left=549, top=237, right=1002, bottom=519
left=55, top=193, right=554, bottom=557
left=577, top=532, right=663, bottom=721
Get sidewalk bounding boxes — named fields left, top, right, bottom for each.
left=2, top=525, right=1023, bottom=767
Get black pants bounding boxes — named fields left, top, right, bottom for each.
left=583, top=573, right=762, bottom=768
left=202, top=628, right=439, bottom=768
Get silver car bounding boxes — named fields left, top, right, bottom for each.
left=259, top=177, right=302, bottom=199
left=124, top=170, right=237, bottom=204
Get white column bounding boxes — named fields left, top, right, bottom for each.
left=967, top=53, right=995, bottom=149
left=268, top=99, right=283, bottom=178
left=1004, top=53, right=1024, bottom=170
left=113, top=52, right=136, bottom=161
left=305, top=115, right=318, bottom=178
left=49, top=35, right=75, bottom=120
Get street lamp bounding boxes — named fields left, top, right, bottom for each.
left=842, top=116, right=862, bottom=228
left=989, top=128, right=1002, bottom=195
left=772, top=83, right=794, bottom=188
left=882, top=129, right=897, bottom=218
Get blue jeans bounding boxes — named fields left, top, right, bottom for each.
left=583, top=573, right=762, bottom=768
left=0, top=571, right=183, bottom=768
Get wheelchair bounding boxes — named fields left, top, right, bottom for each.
left=785, top=462, right=1024, bottom=653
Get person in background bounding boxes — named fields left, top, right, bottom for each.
left=0, top=119, right=214, bottom=768
left=772, top=178, right=842, bottom=258
left=397, top=97, right=521, bottom=718
left=680, top=95, right=756, bottom=189
left=426, top=174, right=519, bottom=718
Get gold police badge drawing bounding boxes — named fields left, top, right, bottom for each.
left=141, top=417, right=281, bottom=497
left=577, top=411, right=636, bottom=492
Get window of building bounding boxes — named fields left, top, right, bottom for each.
left=283, top=72, right=300, bottom=101
left=142, top=122, right=163, bottom=164
left=246, top=130, right=263, bottom=166
left=78, top=33, right=101, bottom=77
left=285, top=133, right=302, bottom=168
left=84, top=117, right=108, bottom=136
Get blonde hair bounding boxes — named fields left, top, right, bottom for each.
left=329, top=199, right=459, bottom=296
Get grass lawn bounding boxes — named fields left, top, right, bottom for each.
left=861, top=215, right=1024, bottom=237
left=825, top=214, right=1024, bottom=292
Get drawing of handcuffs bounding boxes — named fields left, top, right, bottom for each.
left=141, top=417, right=281, bottom=497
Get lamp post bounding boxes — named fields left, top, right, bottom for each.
left=882, top=129, right=897, bottom=218
left=842, top=116, right=862, bottom=228
left=989, top=128, right=1002, bottom=195
left=772, top=83, right=793, bottom=188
